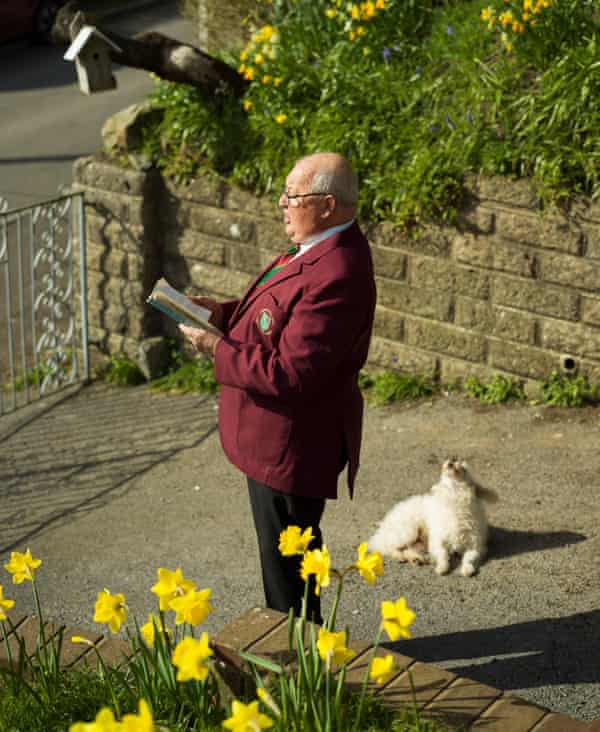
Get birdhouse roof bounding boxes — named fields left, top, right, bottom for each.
left=64, top=25, right=122, bottom=61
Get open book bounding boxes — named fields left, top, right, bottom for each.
left=146, top=278, right=222, bottom=335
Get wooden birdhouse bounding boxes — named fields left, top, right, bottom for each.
left=64, top=25, right=122, bottom=95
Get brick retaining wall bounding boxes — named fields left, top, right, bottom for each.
left=72, top=158, right=600, bottom=390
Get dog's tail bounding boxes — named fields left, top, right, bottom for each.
left=474, top=482, right=499, bottom=503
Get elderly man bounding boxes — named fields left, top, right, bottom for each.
left=180, top=151, right=376, bottom=624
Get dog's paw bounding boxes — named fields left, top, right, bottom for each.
left=434, top=562, right=450, bottom=575
left=460, top=563, right=477, bottom=577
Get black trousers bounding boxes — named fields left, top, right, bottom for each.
left=247, top=477, right=326, bottom=625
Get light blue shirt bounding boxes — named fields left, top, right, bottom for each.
left=292, top=219, right=355, bottom=261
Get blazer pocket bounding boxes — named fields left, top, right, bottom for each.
left=237, top=393, right=292, bottom=467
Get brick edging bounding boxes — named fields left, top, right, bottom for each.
left=1, top=609, right=594, bottom=731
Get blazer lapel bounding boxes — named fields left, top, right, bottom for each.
left=228, top=223, right=357, bottom=326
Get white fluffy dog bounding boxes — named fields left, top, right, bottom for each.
left=367, top=458, right=498, bottom=577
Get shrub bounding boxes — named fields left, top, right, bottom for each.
left=369, top=372, right=436, bottom=406
left=138, top=0, right=599, bottom=226
left=541, top=371, right=598, bottom=407
left=149, top=356, right=219, bottom=394
left=463, top=373, right=525, bottom=404
left=98, top=353, right=146, bottom=387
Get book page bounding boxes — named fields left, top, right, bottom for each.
left=147, top=278, right=222, bottom=335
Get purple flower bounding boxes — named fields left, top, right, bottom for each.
left=383, top=47, right=391, bottom=60
left=446, top=24, right=454, bottom=36
left=445, top=114, right=456, bottom=130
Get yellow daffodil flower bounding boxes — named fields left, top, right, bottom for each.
left=316, top=628, right=355, bottom=666
left=140, top=613, right=169, bottom=647
left=238, top=64, right=246, bottom=74
left=278, top=526, right=314, bottom=556
left=499, top=10, right=514, bottom=26
left=380, top=597, right=415, bottom=641
left=370, top=654, right=397, bottom=684
left=121, top=699, right=154, bottom=732
left=223, top=700, right=273, bottom=731
left=356, top=25, right=365, bottom=35
left=150, top=567, right=196, bottom=611
left=275, top=113, right=287, bottom=125
left=348, top=30, right=357, bottom=41
left=300, top=545, right=330, bottom=596
left=350, top=4, right=360, bottom=20
left=480, top=6, right=495, bottom=21
left=171, top=633, right=213, bottom=682
left=274, top=77, right=283, bottom=87
left=524, top=0, right=532, bottom=9
left=0, top=584, right=15, bottom=621
left=4, top=549, right=41, bottom=584
left=170, top=588, right=214, bottom=626
left=254, top=53, right=264, bottom=65
left=244, top=68, right=256, bottom=81
left=375, top=0, right=386, bottom=8
left=363, top=47, right=370, bottom=56
left=69, top=707, right=120, bottom=732
left=239, top=50, right=248, bottom=62
left=243, top=99, right=253, bottom=111
left=355, top=542, right=383, bottom=585
left=362, top=1, right=376, bottom=19
left=262, top=74, right=271, bottom=84
left=93, top=588, right=127, bottom=634
left=325, top=8, right=337, bottom=18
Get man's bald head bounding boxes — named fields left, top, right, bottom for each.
left=296, top=152, right=358, bottom=210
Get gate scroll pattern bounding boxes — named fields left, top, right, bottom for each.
left=0, top=193, right=89, bottom=415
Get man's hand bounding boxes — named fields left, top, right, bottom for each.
left=187, top=296, right=224, bottom=331
left=179, top=324, right=221, bottom=356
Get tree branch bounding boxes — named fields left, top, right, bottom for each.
left=55, top=3, right=248, bottom=98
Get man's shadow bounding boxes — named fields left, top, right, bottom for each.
left=389, top=609, right=600, bottom=692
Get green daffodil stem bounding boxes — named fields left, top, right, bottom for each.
left=325, top=657, right=332, bottom=732
left=326, top=572, right=345, bottom=631
left=31, top=579, right=49, bottom=670
left=352, top=623, right=384, bottom=732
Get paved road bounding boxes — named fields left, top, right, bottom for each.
left=0, top=383, right=598, bottom=722
left=0, top=0, right=194, bottom=209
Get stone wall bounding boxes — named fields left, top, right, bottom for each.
left=73, top=157, right=600, bottom=389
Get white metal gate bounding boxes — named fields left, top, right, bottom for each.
left=0, top=193, right=89, bottom=415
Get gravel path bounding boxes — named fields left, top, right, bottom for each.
left=1, top=382, right=598, bottom=722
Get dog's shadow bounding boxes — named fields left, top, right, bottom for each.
left=487, top=525, right=586, bottom=560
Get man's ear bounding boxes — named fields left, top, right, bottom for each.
left=321, top=195, right=336, bottom=219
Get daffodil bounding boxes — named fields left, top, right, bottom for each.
left=325, top=8, right=337, bottom=18
left=355, top=542, right=383, bottom=585
left=171, top=633, right=213, bottom=682
left=243, top=99, right=253, bottom=111
left=94, top=588, right=127, bottom=634
left=170, top=588, right=214, bottom=626
left=278, top=525, right=314, bottom=556
left=262, top=74, right=271, bottom=85
left=300, top=545, right=330, bottom=596
left=316, top=628, right=355, bottom=666
left=380, top=597, right=415, bottom=641
left=480, top=6, right=495, bottom=21
left=140, top=613, right=169, bottom=647
left=223, top=699, right=273, bottom=731
left=4, top=549, right=41, bottom=584
left=121, top=699, right=155, bottom=732
left=370, top=654, right=397, bottom=684
left=151, top=567, right=196, bottom=611
left=375, top=0, right=386, bottom=8
left=274, top=113, right=287, bottom=125
left=239, top=50, right=248, bottom=61
left=244, top=67, right=255, bottom=81
left=69, top=707, right=120, bottom=732
left=254, top=53, right=264, bottom=65
left=0, top=585, right=15, bottom=621
left=274, top=77, right=283, bottom=87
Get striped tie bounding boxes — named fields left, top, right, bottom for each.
left=256, top=245, right=300, bottom=286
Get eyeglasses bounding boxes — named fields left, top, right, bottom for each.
left=279, top=191, right=331, bottom=207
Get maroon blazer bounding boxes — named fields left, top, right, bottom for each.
left=214, top=221, right=376, bottom=499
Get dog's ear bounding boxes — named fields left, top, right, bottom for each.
left=474, top=483, right=499, bottom=503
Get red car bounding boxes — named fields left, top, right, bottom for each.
left=0, top=0, right=65, bottom=43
